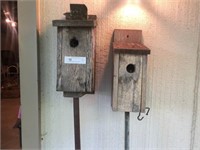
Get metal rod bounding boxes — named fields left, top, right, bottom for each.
left=73, top=98, right=81, bottom=150
left=125, top=112, right=130, bottom=150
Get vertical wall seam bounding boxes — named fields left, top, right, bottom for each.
left=190, top=5, right=200, bottom=149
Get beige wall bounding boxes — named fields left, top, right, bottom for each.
left=39, top=0, right=200, bottom=149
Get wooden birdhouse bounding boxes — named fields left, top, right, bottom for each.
left=112, top=29, right=150, bottom=112
left=52, top=4, right=97, bottom=97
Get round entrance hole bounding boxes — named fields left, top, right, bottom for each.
left=70, top=37, right=79, bottom=48
left=126, top=64, right=135, bottom=73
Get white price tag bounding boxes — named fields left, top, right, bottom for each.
left=64, top=56, right=86, bottom=64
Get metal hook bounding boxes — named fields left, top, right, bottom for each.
left=137, top=111, right=144, bottom=121
left=137, top=107, right=150, bottom=121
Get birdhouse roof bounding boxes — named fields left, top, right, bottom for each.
left=113, top=42, right=150, bottom=55
left=52, top=4, right=97, bottom=27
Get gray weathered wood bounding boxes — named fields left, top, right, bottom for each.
left=56, top=27, right=63, bottom=91
left=60, top=27, right=95, bottom=93
left=52, top=20, right=97, bottom=27
left=63, top=92, right=85, bottom=98
left=117, top=54, right=143, bottom=112
left=70, top=4, right=87, bottom=20
left=112, top=52, right=119, bottom=111
left=55, top=26, right=95, bottom=97
left=141, top=55, right=147, bottom=112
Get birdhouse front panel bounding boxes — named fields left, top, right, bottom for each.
left=113, top=53, right=147, bottom=112
left=58, top=27, right=95, bottom=93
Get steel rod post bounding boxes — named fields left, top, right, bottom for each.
left=125, top=112, right=130, bottom=150
left=73, top=98, right=81, bottom=150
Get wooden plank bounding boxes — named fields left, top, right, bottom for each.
left=59, top=27, right=94, bottom=93
left=132, top=55, right=143, bottom=112
left=52, top=20, right=97, bottom=27
left=140, top=55, right=147, bottom=112
left=64, top=14, right=97, bottom=20
left=192, top=30, right=200, bottom=149
left=56, top=27, right=63, bottom=91
left=117, top=53, right=134, bottom=111
left=112, top=52, right=119, bottom=111
left=113, top=29, right=142, bottom=43
left=113, top=42, right=150, bottom=55
left=63, top=92, right=85, bottom=98
left=70, top=4, right=87, bottom=20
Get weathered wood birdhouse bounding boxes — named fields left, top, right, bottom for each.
left=112, top=29, right=150, bottom=112
left=52, top=4, right=97, bottom=97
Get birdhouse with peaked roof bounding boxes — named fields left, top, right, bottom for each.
left=112, top=29, right=150, bottom=112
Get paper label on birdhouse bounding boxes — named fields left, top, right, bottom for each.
left=64, top=56, right=86, bottom=64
